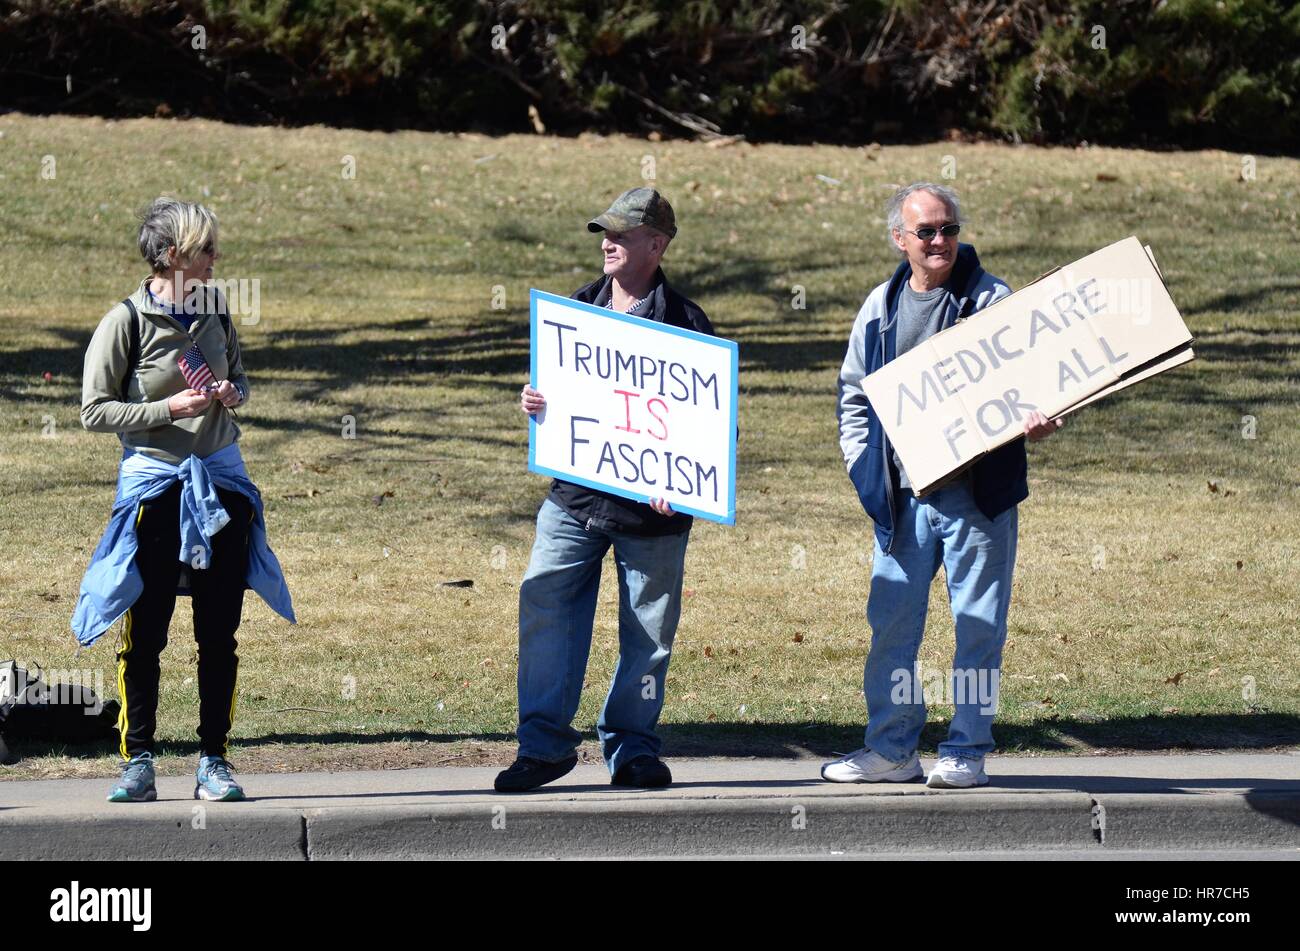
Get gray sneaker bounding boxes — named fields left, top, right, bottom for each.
left=107, top=752, right=157, bottom=802
left=195, top=755, right=245, bottom=801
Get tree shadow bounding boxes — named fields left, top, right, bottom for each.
left=657, top=712, right=1300, bottom=758
left=6, top=259, right=1294, bottom=514
left=1182, top=282, right=1300, bottom=318
left=6, top=712, right=1295, bottom=764
left=0, top=730, right=515, bottom=764
left=1018, top=326, right=1299, bottom=479
left=0, top=316, right=534, bottom=457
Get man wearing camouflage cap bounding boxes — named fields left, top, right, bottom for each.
left=497, top=187, right=715, bottom=792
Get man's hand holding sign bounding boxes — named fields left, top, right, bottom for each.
left=1024, top=409, right=1063, bottom=442
left=521, top=382, right=686, bottom=516
left=524, top=390, right=677, bottom=515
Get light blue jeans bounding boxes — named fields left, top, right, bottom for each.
left=862, top=480, right=1018, bottom=762
left=516, top=498, right=690, bottom=775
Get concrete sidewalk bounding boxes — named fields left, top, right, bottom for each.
left=2, top=753, right=1298, bottom=859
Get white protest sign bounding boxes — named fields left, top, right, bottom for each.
left=528, top=289, right=738, bottom=524
left=861, top=236, right=1194, bottom=495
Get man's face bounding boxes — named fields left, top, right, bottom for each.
left=893, top=191, right=958, bottom=284
left=600, top=226, right=663, bottom=279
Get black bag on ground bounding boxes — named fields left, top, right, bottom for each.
left=0, top=660, right=120, bottom=763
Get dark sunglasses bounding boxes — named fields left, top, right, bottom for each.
left=906, top=224, right=961, bottom=240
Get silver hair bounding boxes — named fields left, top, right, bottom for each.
left=885, top=182, right=963, bottom=256
left=137, top=197, right=219, bottom=273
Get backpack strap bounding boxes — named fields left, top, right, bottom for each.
left=121, top=297, right=140, bottom=398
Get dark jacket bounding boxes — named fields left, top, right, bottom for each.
left=837, top=244, right=1028, bottom=554
left=546, top=268, right=715, bottom=536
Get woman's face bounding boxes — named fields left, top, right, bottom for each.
left=173, top=241, right=218, bottom=281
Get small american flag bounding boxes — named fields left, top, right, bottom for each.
left=177, top=343, right=215, bottom=391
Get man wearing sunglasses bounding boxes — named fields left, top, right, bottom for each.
left=827, top=182, right=1062, bottom=789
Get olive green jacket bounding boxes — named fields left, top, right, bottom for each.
left=81, top=277, right=249, bottom=463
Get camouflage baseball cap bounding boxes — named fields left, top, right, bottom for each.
left=587, top=187, right=677, bottom=239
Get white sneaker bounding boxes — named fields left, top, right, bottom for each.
left=926, top=755, right=989, bottom=788
left=820, top=747, right=923, bottom=783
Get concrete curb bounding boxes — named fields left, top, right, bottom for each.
left=304, top=793, right=1100, bottom=859
left=4, top=793, right=1297, bottom=860
left=1, top=808, right=306, bottom=861
left=2, top=755, right=1297, bottom=859
left=1094, top=792, right=1300, bottom=850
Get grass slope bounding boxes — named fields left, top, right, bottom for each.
left=0, top=116, right=1296, bottom=778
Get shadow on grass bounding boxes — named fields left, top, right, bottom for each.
left=6, top=712, right=1297, bottom=763
left=0, top=252, right=878, bottom=419
left=5, top=276, right=1295, bottom=425
left=660, top=712, right=1300, bottom=758
left=1183, top=281, right=1300, bottom=319
left=0, top=731, right=511, bottom=764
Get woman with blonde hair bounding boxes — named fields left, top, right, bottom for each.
left=74, top=197, right=294, bottom=802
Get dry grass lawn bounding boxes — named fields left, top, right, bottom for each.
left=0, top=114, right=1296, bottom=779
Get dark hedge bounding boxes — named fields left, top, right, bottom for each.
left=1, top=0, right=1296, bottom=149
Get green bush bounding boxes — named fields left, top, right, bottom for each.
left=988, top=0, right=1300, bottom=147
left=1, top=0, right=1295, bottom=149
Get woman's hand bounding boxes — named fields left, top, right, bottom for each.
left=520, top=384, right=546, bottom=416
left=212, top=380, right=243, bottom=408
left=167, top=388, right=213, bottom=419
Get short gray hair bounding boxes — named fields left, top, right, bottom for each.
left=886, top=182, right=963, bottom=255
left=137, top=197, right=219, bottom=273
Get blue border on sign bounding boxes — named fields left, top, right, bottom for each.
left=527, top=287, right=738, bottom=525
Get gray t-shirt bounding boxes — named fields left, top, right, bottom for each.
left=892, top=283, right=949, bottom=489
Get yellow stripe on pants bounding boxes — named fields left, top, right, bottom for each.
left=116, top=501, right=146, bottom=761
left=225, top=663, right=239, bottom=757
left=116, top=610, right=133, bottom=760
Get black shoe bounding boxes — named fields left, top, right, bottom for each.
left=494, top=755, right=578, bottom=792
left=611, top=755, right=672, bottom=788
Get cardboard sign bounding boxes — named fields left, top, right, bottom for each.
left=528, top=289, right=738, bottom=524
left=861, top=237, right=1194, bottom=495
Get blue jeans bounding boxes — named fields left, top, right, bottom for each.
left=516, top=498, right=690, bottom=775
left=862, top=480, right=1018, bottom=762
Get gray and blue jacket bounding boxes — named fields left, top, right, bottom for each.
left=837, top=243, right=1027, bottom=554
